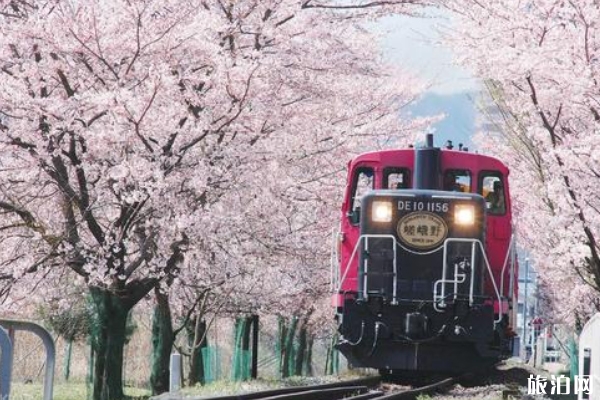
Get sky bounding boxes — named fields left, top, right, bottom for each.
left=375, top=10, right=481, bottom=148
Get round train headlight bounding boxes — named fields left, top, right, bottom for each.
left=372, top=201, right=392, bottom=223
left=455, top=204, right=475, bottom=226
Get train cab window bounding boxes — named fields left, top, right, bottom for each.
left=443, top=170, right=471, bottom=192
left=349, top=167, right=374, bottom=225
left=481, top=173, right=506, bottom=215
left=383, top=168, right=410, bottom=189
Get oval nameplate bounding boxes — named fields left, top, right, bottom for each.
left=397, top=212, right=448, bottom=250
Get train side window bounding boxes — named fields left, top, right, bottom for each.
left=349, top=167, right=374, bottom=225
left=383, top=168, right=410, bottom=189
left=443, top=170, right=471, bottom=192
left=480, top=173, right=506, bottom=215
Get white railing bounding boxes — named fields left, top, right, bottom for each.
left=332, top=234, right=505, bottom=322
left=433, top=238, right=503, bottom=323
left=362, top=234, right=398, bottom=304
left=333, top=234, right=398, bottom=304
left=499, top=233, right=516, bottom=297
left=330, top=228, right=339, bottom=293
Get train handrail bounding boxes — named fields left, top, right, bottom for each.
left=362, top=234, right=398, bottom=304
left=330, top=228, right=339, bottom=293
left=336, top=235, right=504, bottom=323
left=335, top=234, right=362, bottom=295
left=434, top=238, right=503, bottom=324
left=499, top=233, right=516, bottom=297
left=433, top=271, right=467, bottom=313
left=437, top=238, right=477, bottom=307
left=335, top=234, right=398, bottom=304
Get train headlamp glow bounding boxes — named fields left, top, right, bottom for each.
left=372, top=201, right=393, bottom=223
left=454, top=204, right=475, bottom=226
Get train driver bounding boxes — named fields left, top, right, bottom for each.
left=443, top=172, right=462, bottom=192
left=485, top=180, right=505, bottom=213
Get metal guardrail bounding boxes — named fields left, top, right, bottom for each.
left=0, top=326, right=13, bottom=400
left=0, top=319, right=55, bottom=400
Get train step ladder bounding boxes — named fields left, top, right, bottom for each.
left=361, top=234, right=399, bottom=305
left=0, top=319, right=55, bottom=400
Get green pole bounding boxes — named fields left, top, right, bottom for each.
left=282, top=317, right=298, bottom=378
left=294, top=326, right=307, bottom=376
left=87, top=343, right=94, bottom=400
left=241, top=317, right=251, bottom=381
left=64, top=340, right=73, bottom=381
left=231, top=318, right=242, bottom=381
left=276, top=317, right=287, bottom=378
left=251, top=315, right=259, bottom=379
left=304, top=335, right=313, bottom=376
left=569, top=336, right=579, bottom=381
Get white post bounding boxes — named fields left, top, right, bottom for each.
left=522, top=257, right=529, bottom=360
left=169, top=352, right=182, bottom=393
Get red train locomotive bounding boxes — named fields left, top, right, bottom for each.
left=331, top=134, right=518, bottom=374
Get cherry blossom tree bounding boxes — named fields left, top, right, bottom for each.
left=446, top=0, right=600, bottom=326
left=0, top=0, right=429, bottom=398
left=156, top=62, right=425, bottom=388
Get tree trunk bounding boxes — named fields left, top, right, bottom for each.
left=276, top=317, right=287, bottom=377
left=325, top=333, right=338, bottom=375
left=87, top=341, right=94, bottom=397
left=64, top=340, right=73, bottom=381
left=304, top=334, right=313, bottom=376
left=90, top=287, right=131, bottom=400
left=294, top=325, right=307, bottom=376
left=187, top=317, right=207, bottom=386
left=281, top=316, right=298, bottom=378
left=325, top=339, right=331, bottom=375
left=150, top=289, right=175, bottom=395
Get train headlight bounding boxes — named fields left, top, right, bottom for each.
left=454, top=204, right=475, bottom=226
left=372, top=201, right=392, bottom=223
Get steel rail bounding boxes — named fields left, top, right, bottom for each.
left=153, top=376, right=381, bottom=400
left=377, top=376, right=457, bottom=400
left=342, top=391, right=386, bottom=400
left=257, top=386, right=368, bottom=400
left=344, top=373, right=474, bottom=400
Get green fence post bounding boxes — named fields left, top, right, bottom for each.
left=282, top=317, right=298, bottom=378
left=251, top=315, right=259, bottom=379
left=276, top=317, right=287, bottom=378
left=304, top=335, right=313, bottom=376
left=231, top=318, right=242, bottom=381
left=64, top=340, right=73, bottom=381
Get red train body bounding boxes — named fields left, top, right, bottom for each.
left=332, top=135, right=518, bottom=374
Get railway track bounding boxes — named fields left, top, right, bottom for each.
left=157, top=374, right=466, bottom=400
left=365, top=376, right=459, bottom=400
left=197, top=376, right=380, bottom=400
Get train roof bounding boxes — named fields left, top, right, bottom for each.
left=349, top=148, right=509, bottom=175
